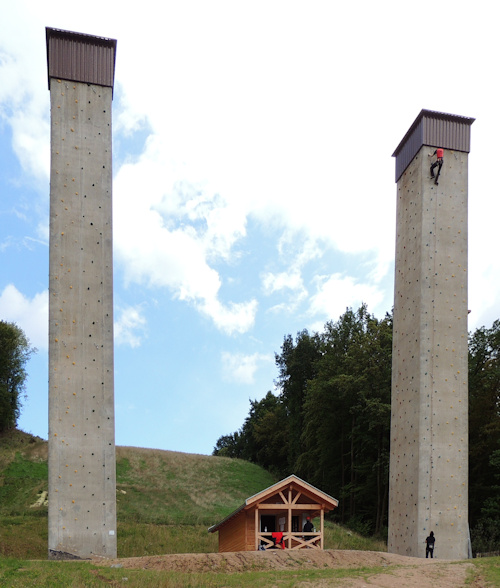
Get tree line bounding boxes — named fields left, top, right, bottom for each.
left=213, top=305, right=500, bottom=548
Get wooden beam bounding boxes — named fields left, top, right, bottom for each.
left=278, top=490, right=287, bottom=504
left=285, top=533, right=321, bottom=550
left=257, top=503, right=321, bottom=510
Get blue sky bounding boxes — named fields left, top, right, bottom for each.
left=1, top=1, right=499, bottom=455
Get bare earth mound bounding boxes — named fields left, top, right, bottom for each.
left=97, top=550, right=479, bottom=587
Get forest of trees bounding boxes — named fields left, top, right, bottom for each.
left=213, top=305, right=500, bottom=549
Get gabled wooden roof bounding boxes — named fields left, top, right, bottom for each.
left=208, top=475, right=338, bottom=533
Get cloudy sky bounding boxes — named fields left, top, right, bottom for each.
left=1, top=1, right=498, bottom=455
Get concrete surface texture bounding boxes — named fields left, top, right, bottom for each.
left=388, top=142, right=469, bottom=559
left=47, top=77, right=116, bottom=559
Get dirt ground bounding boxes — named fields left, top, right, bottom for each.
left=96, top=549, right=485, bottom=587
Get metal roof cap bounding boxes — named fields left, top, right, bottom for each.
left=46, top=27, right=117, bottom=95
left=392, top=109, right=474, bottom=182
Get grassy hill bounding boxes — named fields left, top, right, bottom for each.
left=0, top=429, right=385, bottom=559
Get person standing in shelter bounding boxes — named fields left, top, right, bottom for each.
left=429, top=148, right=444, bottom=184
left=425, top=531, right=436, bottom=558
left=302, top=516, right=315, bottom=547
left=303, top=516, right=314, bottom=533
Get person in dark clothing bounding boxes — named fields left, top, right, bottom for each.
left=303, top=516, right=314, bottom=533
left=425, top=531, right=436, bottom=558
left=302, top=516, right=315, bottom=547
left=429, top=148, right=444, bottom=185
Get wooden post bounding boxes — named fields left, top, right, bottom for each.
left=320, top=508, right=324, bottom=549
left=255, top=508, right=259, bottom=551
left=288, top=488, right=292, bottom=549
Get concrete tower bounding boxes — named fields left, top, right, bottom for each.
left=388, top=110, right=474, bottom=559
left=46, top=28, right=117, bottom=559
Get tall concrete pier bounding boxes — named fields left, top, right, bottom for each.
left=46, top=28, right=117, bottom=559
left=388, top=110, right=474, bottom=559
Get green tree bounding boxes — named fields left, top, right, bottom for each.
left=252, top=395, right=289, bottom=475
left=470, top=443, right=500, bottom=554
left=298, top=306, right=392, bottom=534
left=0, top=321, right=36, bottom=433
left=468, top=319, right=500, bottom=548
left=212, top=432, right=244, bottom=458
left=213, top=392, right=289, bottom=474
left=275, top=330, right=321, bottom=470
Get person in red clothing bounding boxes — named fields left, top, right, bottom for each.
left=271, top=531, right=285, bottom=549
left=429, top=148, right=444, bottom=185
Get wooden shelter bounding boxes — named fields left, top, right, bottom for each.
left=208, top=475, right=338, bottom=552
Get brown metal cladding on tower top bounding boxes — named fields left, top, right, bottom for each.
left=392, top=109, right=474, bottom=182
left=46, top=27, right=117, bottom=93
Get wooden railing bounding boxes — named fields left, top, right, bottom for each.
left=257, top=532, right=321, bottom=550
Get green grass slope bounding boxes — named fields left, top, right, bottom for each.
left=0, top=429, right=385, bottom=558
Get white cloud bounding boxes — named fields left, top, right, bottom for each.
left=261, top=236, right=324, bottom=315
left=2, top=0, right=499, bottom=345
left=103, top=2, right=398, bottom=332
left=0, top=284, right=48, bottom=350
left=200, top=298, right=258, bottom=336
left=0, top=2, right=399, bottom=341
left=114, top=305, right=147, bottom=348
left=221, top=351, right=272, bottom=385
left=262, top=270, right=305, bottom=296
left=9, top=111, right=50, bottom=182
left=113, top=138, right=256, bottom=335
left=0, top=13, right=50, bottom=185
left=308, top=273, right=384, bottom=325
left=261, top=269, right=308, bottom=316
